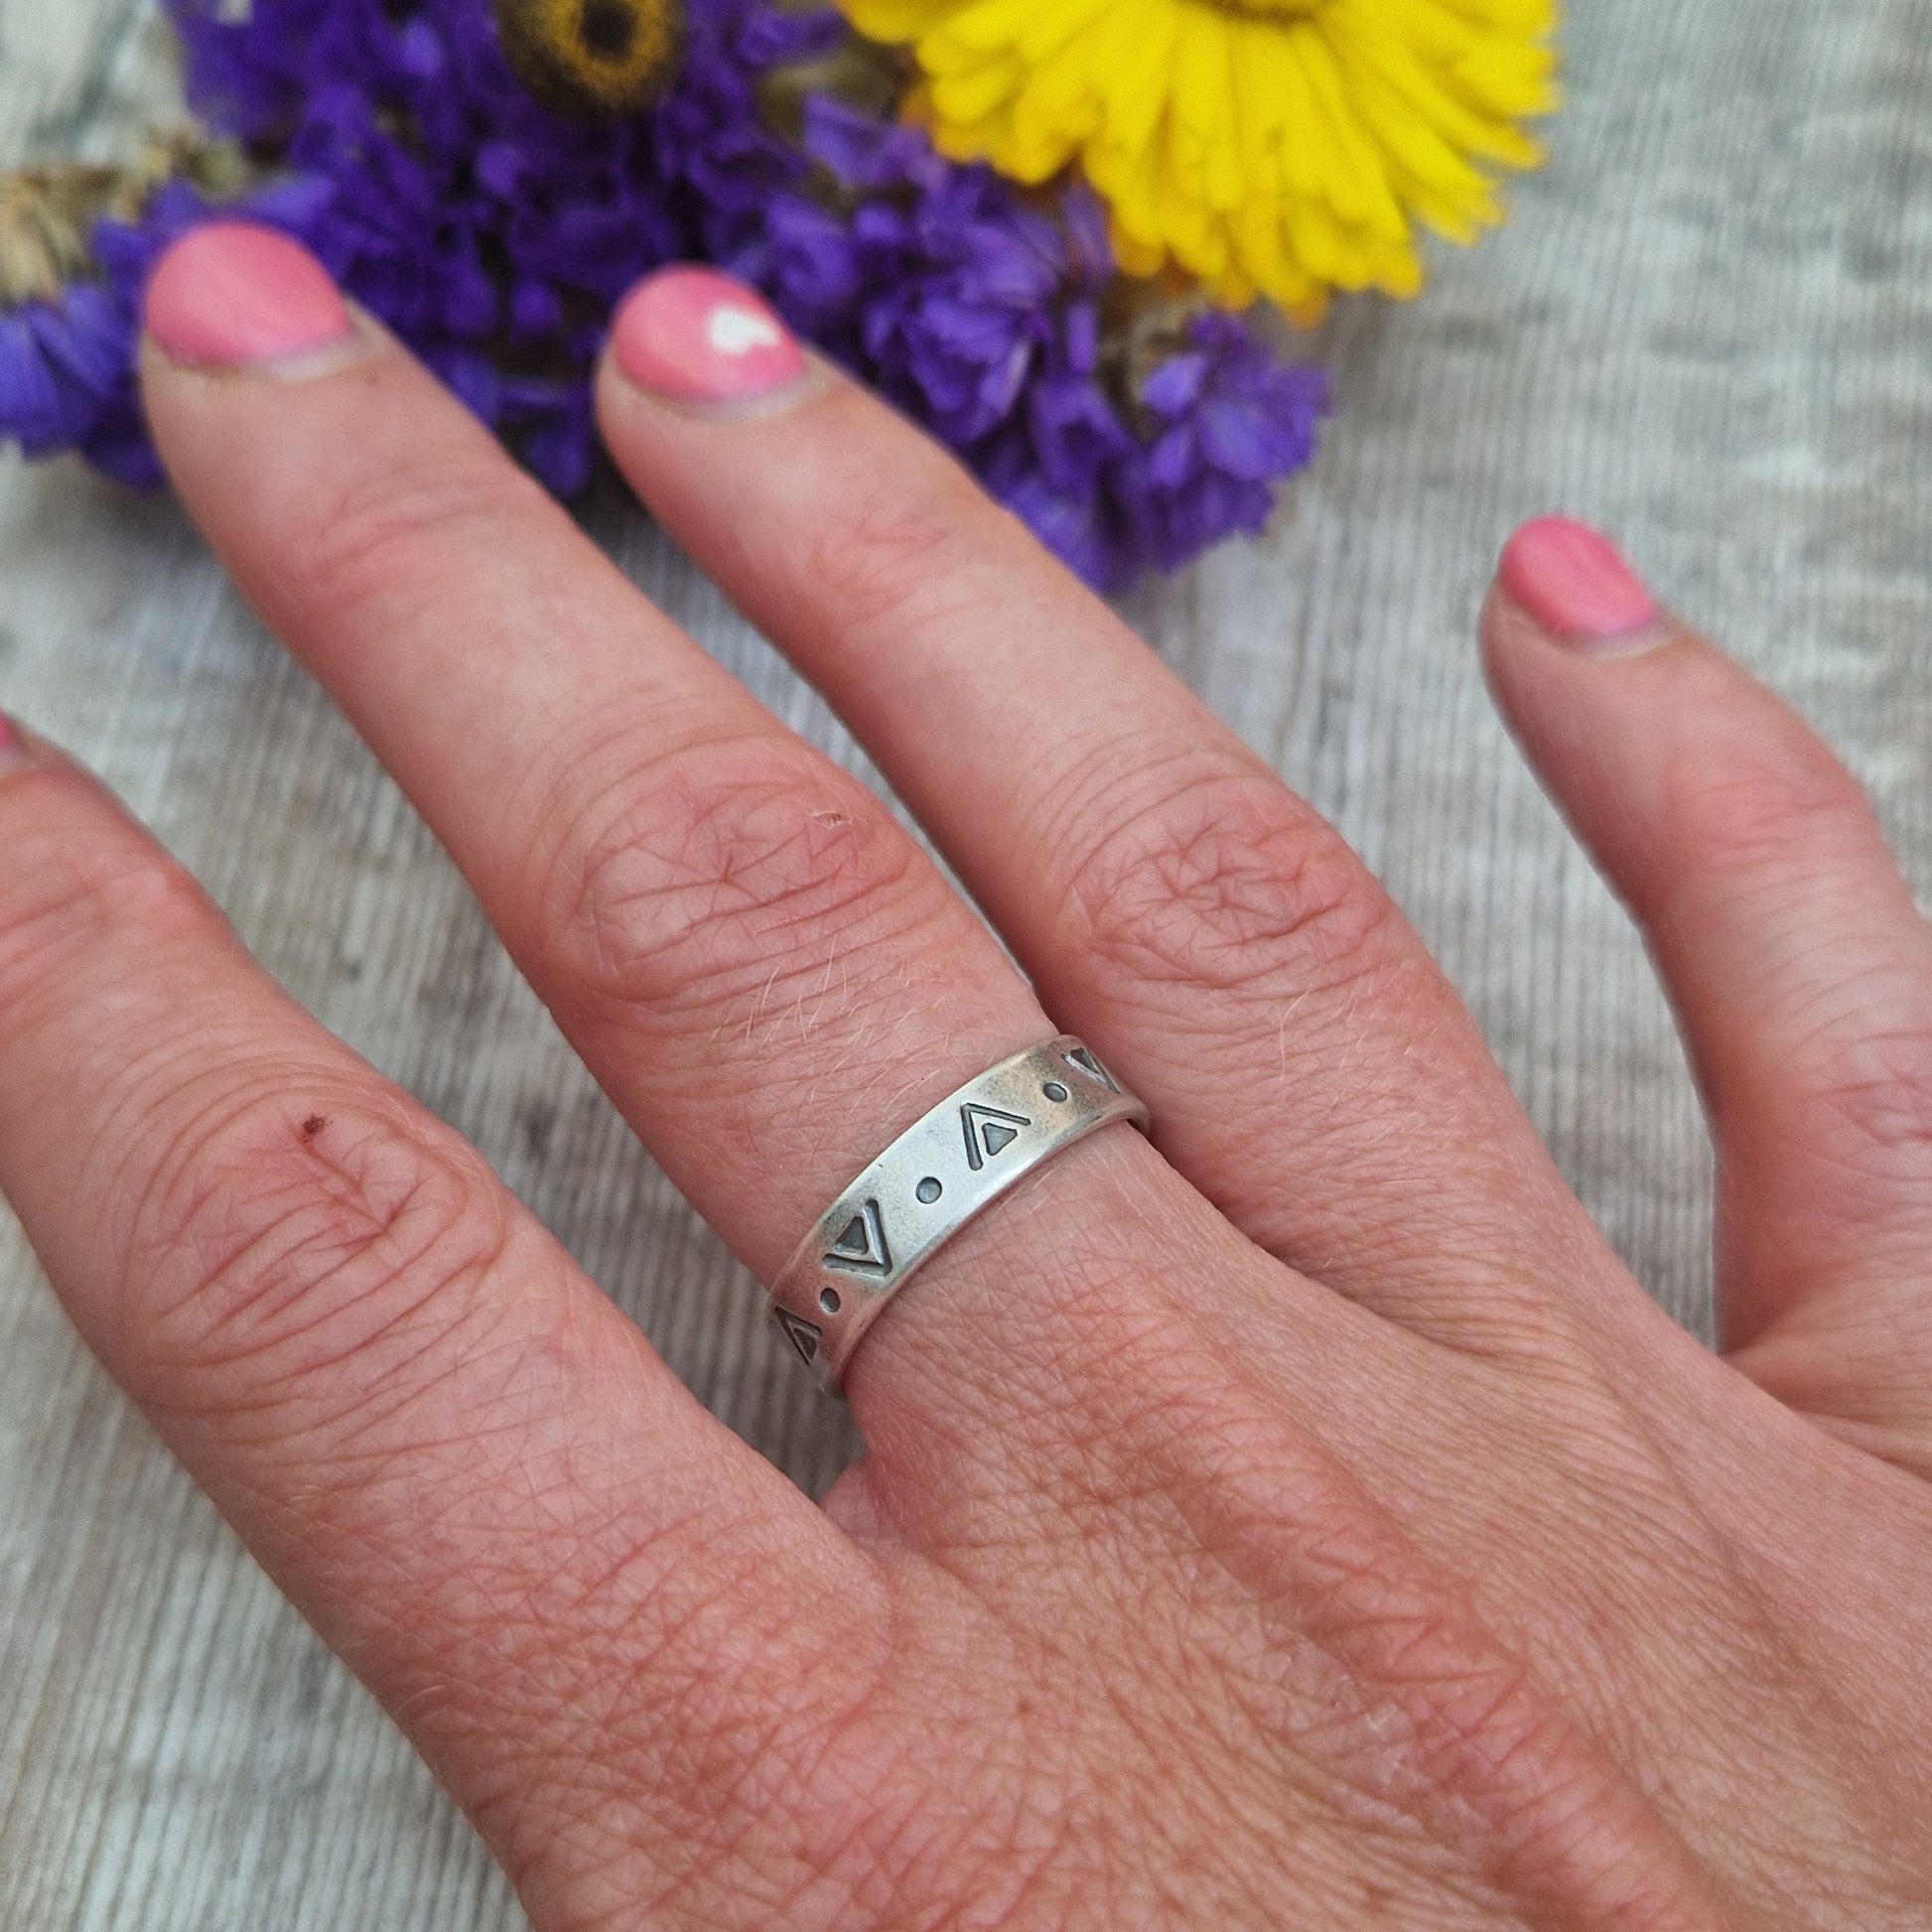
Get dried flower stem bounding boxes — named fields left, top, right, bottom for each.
left=0, top=134, right=254, bottom=306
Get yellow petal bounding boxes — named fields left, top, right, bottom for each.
left=927, top=51, right=1026, bottom=127
left=839, top=0, right=955, bottom=43
left=838, top=0, right=1559, bottom=313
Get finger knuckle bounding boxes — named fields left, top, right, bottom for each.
left=1804, top=1023, right=1932, bottom=1171
left=294, top=454, right=551, bottom=631
left=1665, top=733, right=1871, bottom=880
left=1055, top=752, right=1397, bottom=997
left=538, top=732, right=927, bottom=1026
left=0, top=831, right=211, bottom=1003
left=121, top=1089, right=515, bottom=1420
left=795, top=454, right=1007, bottom=641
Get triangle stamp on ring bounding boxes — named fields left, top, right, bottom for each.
left=773, top=1307, right=822, bottom=1365
left=1061, top=1044, right=1119, bottom=1093
left=961, top=1102, right=1031, bottom=1171
left=823, top=1197, right=893, bottom=1277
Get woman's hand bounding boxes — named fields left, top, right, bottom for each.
left=4, top=221, right=1930, bottom=1928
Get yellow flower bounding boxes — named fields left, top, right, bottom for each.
left=493, top=0, right=683, bottom=118
left=838, top=0, right=1559, bottom=322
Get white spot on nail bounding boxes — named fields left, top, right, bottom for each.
left=707, top=305, right=783, bottom=357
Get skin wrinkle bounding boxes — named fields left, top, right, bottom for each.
left=132, top=1150, right=467, bottom=1389
left=318, top=1378, right=722, bottom=1613
left=273, top=418, right=564, bottom=660
left=777, top=424, right=1031, bottom=664
left=542, top=742, right=930, bottom=1028
left=806, top=1612, right=1221, bottom=1929
left=1342, top=1342, right=1865, bottom=1843
left=94, top=1052, right=344, bottom=1320
left=839, top=1763, right=1049, bottom=1932
left=582, top=1682, right=949, bottom=1929
left=1079, top=1595, right=1420, bottom=1908
left=1020, top=740, right=1412, bottom=1058
left=1060, top=762, right=1400, bottom=998
left=666, top=380, right=1072, bottom=727
left=1739, top=1335, right=1932, bottom=1468
left=438, top=1423, right=888, bottom=1898
left=866, top=1165, right=1223, bottom=1457
left=428, top=1549, right=877, bottom=1925
left=326, top=1495, right=794, bottom=1764
left=752, top=1642, right=998, bottom=1927
left=0, top=780, right=885, bottom=1932
left=1706, top=999, right=1932, bottom=1333
left=999, top=723, right=1592, bottom=1322
left=1141, top=1420, right=1731, bottom=1926
left=869, top=1313, right=1669, bottom=1916
left=877, top=1247, right=1570, bottom=1915
left=21, top=825, right=276, bottom=1015
left=1699, top=962, right=1932, bottom=1092
left=652, top=1128, right=1932, bottom=1924
left=1028, top=1259, right=1753, bottom=1908
left=516, top=718, right=1041, bottom=1226
left=1632, top=1438, right=1932, bottom=1888
left=119, top=1095, right=517, bottom=1409
left=607, top=355, right=1604, bottom=1348
left=1649, top=732, right=1878, bottom=916
left=1475, top=641, right=1932, bottom=1893
left=0, top=859, right=276, bottom=1258
left=1774, top=1026, right=1932, bottom=1174
left=776, top=956, right=976, bottom=1132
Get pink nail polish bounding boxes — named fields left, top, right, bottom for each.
left=145, top=223, right=353, bottom=369
left=611, top=266, right=806, bottom=406
left=1498, top=517, right=1660, bottom=644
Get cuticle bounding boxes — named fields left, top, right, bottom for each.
left=1572, top=619, right=1673, bottom=660
left=141, top=305, right=379, bottom=383
left=624, top=355, right=832, bottom=424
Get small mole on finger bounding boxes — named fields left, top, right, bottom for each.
left=301, top=1114, right=328, bottom=1142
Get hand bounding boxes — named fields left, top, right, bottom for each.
left=4, top=222, right=1929, bottom=1929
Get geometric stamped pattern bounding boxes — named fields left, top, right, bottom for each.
left=960, top=1102, right=1031, bottom=1172
left=822, top=1195, right=893, bottom=1276
left=766, top=1036, right=1149, bottom=1395
left=1061, top=1043, right=1119, bottom=1093
left=772, top=1306, right=823, bottom=1366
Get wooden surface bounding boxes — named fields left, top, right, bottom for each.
left=2, top=1, right=1929, bottom=1924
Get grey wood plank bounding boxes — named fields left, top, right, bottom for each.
left=2, top=0, right=1929, bottom=1924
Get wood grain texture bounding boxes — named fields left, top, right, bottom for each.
left=1, top=1, right=1928, bottom=1924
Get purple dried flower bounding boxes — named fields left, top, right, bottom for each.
left=0, top=172, right=343, bottom=487
left=745, top=96, right=1326, bottom=590
left=102, top=0, right=834, bottom=490
left=1117, top=313, right=1329, bottom=577
left=0, top=292, right=119, bottom=460
left=0, top=0, right=1327, bottom=589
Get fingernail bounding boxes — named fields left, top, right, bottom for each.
left=0, top=712, right=32, bottom=774
left=145, top=223, right=355, bottom=371
left=611, top=266, right=807, bottom=409
left=1498, top=517, right=1662, bottom=649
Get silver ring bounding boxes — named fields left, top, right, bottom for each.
left=766, top=1036, right=1149, bottom=1394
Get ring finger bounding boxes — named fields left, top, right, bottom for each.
left=592, top=266, right=1606, bottom=1343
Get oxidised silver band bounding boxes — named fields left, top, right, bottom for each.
left=766, top=1036, right=1149, bottom=1395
